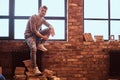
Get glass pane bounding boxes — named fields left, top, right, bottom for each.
left=84, top=0, right=108, bottom=18
left=42, top=20, right=65, bottom=40
left=111, top=0, right=120, bottom=19
left=15, top=0, right=38, bottom=16
left=14, top=19, right=28, bottom=39
left=111, top=21, right=120, bottom=40
left=0, top=19, right=9, bottom=37
left=0, top=0, right=9, bottom=15
left=84, top=20, right=108, bottom=40
left=42, top=0, right=65, bottom=17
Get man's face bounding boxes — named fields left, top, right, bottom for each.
left=39, top=7, right=47, bottom=17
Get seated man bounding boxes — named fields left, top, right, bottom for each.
left=24, top=5, right=55, bottom=75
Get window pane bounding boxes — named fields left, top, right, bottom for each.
left=0, top=0, right=9, bottom=15
left=15, top=0, right=38, bottom=16
left=42, top=20, right=65, bottom=40
left=42, top=0, right=65, bottom=17
left=84, top=20, right=108, bottom=40
left=111, top=21, right=120, bottom=40
left=14, top=19, right=28, bottom=39
left=84, top=0, right=108, bottom=18
left=111, top=0, right=120, bottom=19
left=0, top=19, right=9, bottom=37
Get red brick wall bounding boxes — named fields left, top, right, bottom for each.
left=0, top=0, right=120, bottom=80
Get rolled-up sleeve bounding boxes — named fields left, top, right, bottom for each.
left=42, top=18, right=53, bottom=29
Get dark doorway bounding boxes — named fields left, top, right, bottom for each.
left=109, top=50, right=120, bottom=78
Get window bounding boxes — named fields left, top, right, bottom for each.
left=0, top=0, right=67, bottom=41
left=0, top=0, right=9, bottom=38
left=0, top=0, right=9, bottom=15
left=14, top=20, right=28, bottom=39
left=0, top=19, right=9, bottom=37
left=84, top=0, right=120, bottom=40
left=15, top=0, right=38, bottom=16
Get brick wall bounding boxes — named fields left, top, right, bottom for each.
left=0, top=0, right=120, bottom=80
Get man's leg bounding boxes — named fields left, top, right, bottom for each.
left=37, top=28, right=50, bottom=51
left=25, top=37, right=41, bottom=74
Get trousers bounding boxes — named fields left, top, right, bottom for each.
left=25, top=28, right=50, bottom=68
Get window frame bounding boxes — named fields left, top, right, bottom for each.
left=0, top=0, right=67, bottom=41
left=84, top=0, right=120, bottom=40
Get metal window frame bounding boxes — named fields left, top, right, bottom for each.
left=83, top=0, right=120, bottom=40
left=0, top=0, right=67, bottom=41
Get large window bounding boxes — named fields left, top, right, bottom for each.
left=0, top=0, right=67, bottom=40
left=84, top=0, right=120, bottom=40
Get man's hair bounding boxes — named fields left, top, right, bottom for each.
left=42, top=5, right=48, bottom=10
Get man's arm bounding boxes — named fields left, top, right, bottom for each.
left=42, top=18, right=55, bottom=37
left=49, top=26, right=55, bottom=37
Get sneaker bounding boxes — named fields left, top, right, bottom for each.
left=37, top=44, right=47, bottom=51
left=33, top=67, right=42, bottom=75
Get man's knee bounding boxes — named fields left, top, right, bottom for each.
left=40, top=28, right=50, bottom=35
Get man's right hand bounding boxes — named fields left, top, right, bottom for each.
left=36, top=31, right=48, bottom=40
left=42, top=35, right=49, bottom=40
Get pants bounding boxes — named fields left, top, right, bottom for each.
left=25, top=28, right=50, bottom=68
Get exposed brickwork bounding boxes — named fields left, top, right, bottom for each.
left=0, top=41, right=119, bottom=80
left=0, top=0, right=120, bottom=80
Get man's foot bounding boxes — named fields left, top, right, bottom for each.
left=37, top=44, right=47, bottom=51
left=33, top=67, right=42, bottom=75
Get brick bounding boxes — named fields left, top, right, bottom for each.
left=27, top=76, right=47, bottom=80
left=26, top=72, right=36, bottom=77
left=14, top=75, right=26, bottom=80
left=108, top=79, right=119, bottom=80
left=43, top=69, right=56, bottom=78
left=27, top=77, right=40, bottom=80
left=60, top=78, right=67, bottom=80
left=0, top=66, right=2, bottom=74
left=15, top=67, right=25, bottom=75
left=15, top=67, right=25, bottom=71
left=26, top=66, right=34, bottom=72
left=38, top=76, right=47, bottom=80
left=15, top=71, right=25, bottom=75
left=23, top=60, right=32, bottom=67
left=50, top=76, right=61, bottom=80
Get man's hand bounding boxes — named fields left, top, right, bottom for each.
left=50, top=28, right=55, bottom=37
left=42, top=35, right=49, bottom=40
left=36, top=31, right=48, bottom=40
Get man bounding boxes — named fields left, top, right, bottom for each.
left=24, top=5, right=55, bottom=74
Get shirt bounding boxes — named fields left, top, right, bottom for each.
left=24, top=14, right=52, bottom=37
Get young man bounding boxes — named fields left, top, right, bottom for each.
left=24, top=5, right=55, bottom=74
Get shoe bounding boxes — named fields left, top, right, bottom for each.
left=33, top=67, right=42, bottom=75
left=37, top=44, right=47, bottom=51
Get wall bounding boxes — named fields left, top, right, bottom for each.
left=0, top=0, right=120, bottom=80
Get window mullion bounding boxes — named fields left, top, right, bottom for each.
left=9, top=0, right=15, bottom=39
left=108, top=0, right=110, bottom=40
